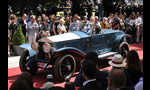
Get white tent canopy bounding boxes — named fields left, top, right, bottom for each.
left=135, top=0, right=143, bottom=5
left=125, top=0, right=143, bottom=6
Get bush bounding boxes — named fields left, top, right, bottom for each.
left=12, top=26, right=25, bottom=45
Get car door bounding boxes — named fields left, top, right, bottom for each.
left=85, top=33, right=107, bottom=54
left=102, top=33, right=114, bottom=53
left=106, top=33, right=116, bottom=48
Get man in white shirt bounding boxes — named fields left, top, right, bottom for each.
left=82, top=16, right=90, bottom=33
left=69, top=14, right=81, bottom=32
left=27, top=15, right=38, bottom=43
left=135, top=13, right=143, bottom=43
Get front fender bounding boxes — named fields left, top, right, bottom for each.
left=19, top=43, right=38, bottom=57
left=116, top=34, right=132, bottom=44
left=51, top=47, right=86, bottom=63
left=54, top=47, right=85, bottom=56
left=116, top=34, right=126, bottom=44
left=113, top=34, right=131, bottom=52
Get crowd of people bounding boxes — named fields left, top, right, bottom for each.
left=8, top=11, right=143, bottom=56
left=10, top=50, right=143, bottom=90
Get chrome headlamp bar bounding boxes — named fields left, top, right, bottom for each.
left=31, top=42, right=38, bottom=51
left=42, top=42, right=51, bottom=53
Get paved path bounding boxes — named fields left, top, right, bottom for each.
left=8, top=56, right=20, bottom=69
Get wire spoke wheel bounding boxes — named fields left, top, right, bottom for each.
left=54, top=54, right=76, bottom=82
left=119, top=42, right=129, bottom=59
left=19, top=50, right=38, bottom=74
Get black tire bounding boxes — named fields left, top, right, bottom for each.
left=54, top=54, right=76, bottom=82
left=19, top=50, right=38, bottom=74
left=119, top=41, right=129, bottom=59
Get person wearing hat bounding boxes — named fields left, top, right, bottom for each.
left=108, top=54, right=126, bottom=70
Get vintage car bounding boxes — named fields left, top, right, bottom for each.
left=19, top=25, right=130, bottom=82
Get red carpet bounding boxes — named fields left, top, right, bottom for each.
left=8, top=43, right=143, bottom=90
left=101, top=43, right=143, bottom=72
left=129, top=43, right=143, bottom=60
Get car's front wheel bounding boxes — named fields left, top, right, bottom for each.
left=119, top=41, right=129, bottom=59
left=54, top=54, right=76, bottom=82
left=19, top=50, right=38, bottom=74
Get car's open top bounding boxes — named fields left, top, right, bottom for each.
left=38, top=31, right=89, bottom=43
left=38, top=30, right=122, bottom=43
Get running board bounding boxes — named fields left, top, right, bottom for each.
left=98, top=52, right=118, bottom=59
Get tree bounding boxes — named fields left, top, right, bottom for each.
left=102, top=0, right=113, bottom=17
left=72, top=0, right=81, bottom=16
left=12, top=26, right=25, bottom=45
left=8, top=0, right=59, bottom=15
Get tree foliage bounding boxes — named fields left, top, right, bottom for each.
left=12, top=26, right=25, bottom=45
left=8, top=0, right=59, bottom=9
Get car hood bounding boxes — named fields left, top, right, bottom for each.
left=38, top=31, right=89, bottom=43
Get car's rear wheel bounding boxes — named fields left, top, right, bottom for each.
left=19, top=50, right=38, bottom=74
left=119, top=41, right=129, bottom=59
left=54, top=54, right=76, bottom=82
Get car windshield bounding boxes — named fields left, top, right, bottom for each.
left=69, top=22, right=101, bottom=35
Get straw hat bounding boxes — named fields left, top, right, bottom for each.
left=108, top=54, right=126, bottom=67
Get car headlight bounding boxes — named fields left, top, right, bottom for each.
left=31, top=42, right=38, bottom=51
left=42, top=42, right=51, bottom=53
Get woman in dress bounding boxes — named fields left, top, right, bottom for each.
left=57, top=19, right=67, bottom=34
